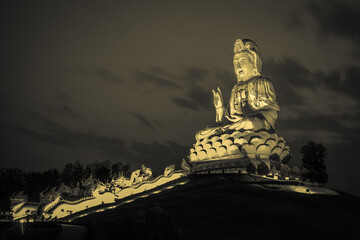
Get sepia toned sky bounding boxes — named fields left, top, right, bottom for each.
left=1, top=0, right=360, bottom=196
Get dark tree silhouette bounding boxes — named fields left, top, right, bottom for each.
left=73, top=161, right=84, bottom=186
left=257, top=162, right=270, bottom=175
left=0, top=168, right=26, bottom=211
left=42, top=169, right=61, bottom=187
left=246, top=163, right=257, bottom=174
left=95, top=166, right=111, bottom=183
left=300, top=141, right=328, bottom=184
left=291, top=166, right=301, bottom=178
left=61, top=163, right=76, bottom=187
left=280, top=164, right=291, bottom=178
left=111, top=162, right=124, bottom=178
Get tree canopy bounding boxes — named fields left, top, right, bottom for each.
left=300, top=141, right=328, bottom=184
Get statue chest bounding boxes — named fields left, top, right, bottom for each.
left=230, top=81, right=256, bottom=115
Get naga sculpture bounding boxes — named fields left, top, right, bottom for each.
left=189, top=39, right=291, bottom=166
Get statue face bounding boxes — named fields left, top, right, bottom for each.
left=233, top=53, right=257, bottom=82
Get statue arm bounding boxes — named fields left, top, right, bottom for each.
left=215, top=106, right=225, bottom=123
left=249, top=78, right=280, bottom=111
left=224, top=86, right=244, bottom=123
left=248, top=78, right=279, bottom=127
left=212, top=87, right=229, bottom=123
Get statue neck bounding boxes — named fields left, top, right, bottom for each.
left=237, top=74, right=261, bottom=84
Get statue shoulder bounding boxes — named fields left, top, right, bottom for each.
left=251, top=76, right=276, bottom=92
left=251, top=76, right=274, bottom=86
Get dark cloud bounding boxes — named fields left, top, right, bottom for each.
left=171, top=97, right=199, bottom=111
left=67, top=66, right=124, bottom=84
left=134, top=70, right=180, bottom=90
left=180, top=66, right=210, bottom=83
left=307, top=0, right=360, bottom=47
left=283, top=13, right=303, bottom=31
left=179, top=66, right=220, bottom=111
left=0, top=110, right=188, bottom=170
left=185, top=88, right=212, bottom=110
left=262, top=58, right=311, bottom=106
left=133, top=66, right=219, bottom=111
left=43, top=104, right=80, bottom=119
left=312, top=65, right=360, bottom=101
left=0, top=111, right=133, bottom=160
left=264, top=57, right=360, bottom=104
left=94, top=69, right=124, bottom=84
left=54, top=90, right=72, bottom=104
left=130, top=112, right=154, bottom=129
left=261, top=57, right=360, bottom=151
left=213, top=68, right=234, bottom=87
left=44, top=91, right=79, bottom=118
left=278, top=112, right=360, bottom=142
left=263, top=58, right=360, bottom=109
left=153, top=119, right=165, bottom=128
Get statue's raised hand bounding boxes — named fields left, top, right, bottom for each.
left=212, top=87, right=223, bottom=109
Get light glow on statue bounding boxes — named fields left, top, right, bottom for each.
left=189, top=39, right=291, bottom=173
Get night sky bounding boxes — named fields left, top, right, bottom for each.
left=1, top=0, right=360, bottom=196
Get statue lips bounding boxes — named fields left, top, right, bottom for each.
left=236, top=69, right=244, bottom=78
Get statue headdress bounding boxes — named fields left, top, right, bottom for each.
left=234, top=39, right=263, bottom=73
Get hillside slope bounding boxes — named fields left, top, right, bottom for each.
left=76, top=175, right=359, bottom=240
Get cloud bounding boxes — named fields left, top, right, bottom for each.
left=94, top=69, right=124, bottom=84
left=180, top=66, right=210, bottom=84
left=0, top=111, right=133, bottom=160
left=185, top=88, right=212, bottom=110
left=54, top=90, right=72, bottom=104
left=132, top=66, right=218, bottom=111
left=286, top=1, right=360, bottom=50
left=317, top=66, right=360, bottom=101
left=171, top=97, right=199, bottom=111
left=42, top=91, right=80, bottom=119
left=278, top=112, right=360, bottom=143
left=179, top=66, right=220, bottom=111
left=259, top=56, right=360, bottom=146
left=307, top=0, right=360, bottom=47
left=262, top=58, right=312, bottom=107
left=134, top=70, right=180, bottom=90
left=43, top=104, right=80, bottom=119
left=130, top=112, right=155, bottom=129
left=263, top=58, right=360, bottom=114
left=0, top=110, right=188, bottom=170
left=67, top=66, right=124, bottom=84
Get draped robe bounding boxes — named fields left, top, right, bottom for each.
left=195, top=76, right=280, bottom=141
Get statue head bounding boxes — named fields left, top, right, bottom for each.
left=233, top=39, right=263, bottom=82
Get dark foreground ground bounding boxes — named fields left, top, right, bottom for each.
left=1, top=175, right=359, bottom=240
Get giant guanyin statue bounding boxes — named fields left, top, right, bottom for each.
left=189, top=39, right=291, bottom=167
